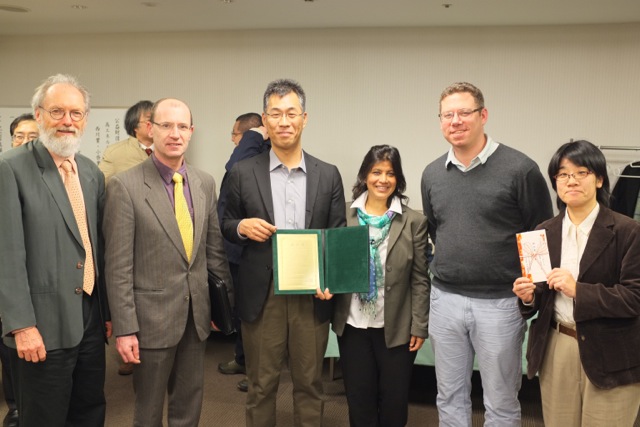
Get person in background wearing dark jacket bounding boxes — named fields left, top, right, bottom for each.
left=332, top=145, right=430, bottom=427
left=514, top=140, right=640, bottom=426
left=217, top=112, right=269, bottom=393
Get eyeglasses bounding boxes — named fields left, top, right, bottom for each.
left=151, top=122, right=192, bottom=133
left=439, top=107, right=482, bottom=122
left=38, top=106, right=86, bottom=122
left=12, top=133, right=39, bottom=143
left=264, top=112, right=304, bottom=122
left=554, top=170, right=593, bottom=182
left=231, top=132, right=242, bottom=137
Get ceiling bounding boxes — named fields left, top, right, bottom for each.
left=1, top=0, right=640, bottom=36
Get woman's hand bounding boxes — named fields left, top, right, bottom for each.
left=513, top=277, right=536, bottom=304
left=547, top=268, right=577, bottom=299
left=409, top=336, right=425, bottom=352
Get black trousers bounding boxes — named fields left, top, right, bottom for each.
left=337, top=324, right=417, bottom=427
left=10, top=292, right=106, bottom=427
left=0, top=319, right=16, bottom=411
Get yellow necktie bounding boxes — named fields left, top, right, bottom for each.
left=172, top=172, right=193, bottom=262
left=61, top=160, right=94, bottom=295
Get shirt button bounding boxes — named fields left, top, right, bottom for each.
left=76, top=262, right=83, bottom=269
left=74, top=287, right=82, bottom=295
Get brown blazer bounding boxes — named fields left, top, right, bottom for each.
left=332, top=204, right=430, bottom=348
left=520, top=206, right=640, bottom=389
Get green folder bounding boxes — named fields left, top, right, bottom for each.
left=273, top=225, right=370, bottom=295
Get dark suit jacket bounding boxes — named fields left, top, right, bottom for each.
left=217, top=131, right=271, bottom=265
left=0, top=139, right=109, bottom=350
left=332, top=204, right=430, bottom=348
left=520, top=206, right=640, bottom=389
left=103, top=158, right=231, bottom=347
left=221, top=150, right=346, bottom=323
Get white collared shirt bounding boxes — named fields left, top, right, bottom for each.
left=445, top=134, right=500, bottom=172
left=555, top=204, right=600, bottom=325
left=346, top=192, right=403, bottom=329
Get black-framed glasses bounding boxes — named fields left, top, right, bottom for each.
left=38, top=106, right=86, bottom=122
left=554, top=170, right=593, bottom=182
left=438, top=107, right=482, bottom=122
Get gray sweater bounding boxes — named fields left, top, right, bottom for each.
left=421, top=143, right=553, bottom=298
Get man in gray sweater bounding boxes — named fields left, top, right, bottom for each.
left=421, top=82, right=552, bottom=426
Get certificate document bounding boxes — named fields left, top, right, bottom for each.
left=273, top=226, right=369, bottom=295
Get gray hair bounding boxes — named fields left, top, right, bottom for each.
left=262, top=79, right=306, bottom=112
left=31, top=74, right=91, bottom=115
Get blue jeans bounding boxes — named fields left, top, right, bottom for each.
left=429, top=285, right=525, bottom=427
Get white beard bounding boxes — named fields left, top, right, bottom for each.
left=39, top=125, right=83, bottom=158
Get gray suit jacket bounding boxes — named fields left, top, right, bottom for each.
left=0, top=139, right=109, bottom=350
left=332, top=204, right=430, bottom=348
left=103, top=158, right=231, bottom=348
left=221, top=150, right=346, bottom=323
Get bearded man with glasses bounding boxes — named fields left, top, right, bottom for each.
left=0, top=74, right=111, bottom=427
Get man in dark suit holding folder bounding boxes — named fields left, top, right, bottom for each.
left=222, top=79, right=346, bottom=426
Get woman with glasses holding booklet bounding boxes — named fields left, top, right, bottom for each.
left=513, top=140, right=640, bottom=426
left=332, top=145, right=430, bottom=427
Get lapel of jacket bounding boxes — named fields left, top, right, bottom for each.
left=304, top=152, right=319, bottom=229
left=386, top=206, right=406, bottom=255
left=142, top=160, right=189, bottom=262
left=253, top=153, right=275, bottom=224
left=188, top=166, right=205, bottom=266
left=544, top=213, right=564, bottom=269
left=578, top=207, right=615, bottom=280
left=34, top=140, right=83, bottom=247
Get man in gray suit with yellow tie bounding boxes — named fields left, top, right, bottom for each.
left=0, top=74, right=111, bottom=427
left=222, top=79, right=346, bottom=426
left=103, top=98, right=231, bottom=426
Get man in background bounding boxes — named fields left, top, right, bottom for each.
left=421, top=82, right=553, bottom=425
left=0, top=74, right=111, bottom=427
left=217, top=112, right=269, bottom=393
left=99, top=100, right=154, bottom=182
left=222, top=79, right=345, bottom=426
left=104, top=98, right=231, bottom=426
left=9, top=113, right=38, bottom=148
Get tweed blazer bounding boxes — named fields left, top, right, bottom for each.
left=103, top=158, right=231, bottom=348
left=520, top=206, right=640, bottom=389
left=332, top=204, right=430, bottom=348
left=221, top=150, right=346, bottom=323
left=99, top=136, right=149, bottom=182
left=0, top=139, right=109, bottom=350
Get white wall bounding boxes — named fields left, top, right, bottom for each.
left=1, top=23, right=639, bottom=207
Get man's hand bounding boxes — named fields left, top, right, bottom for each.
left=105, top=321, right=113, bottom=338
left=239, top=218, right=277, bottom=242
left=315, top=288, right=333, bottom=301
left=14, top=326, right=46, bottom=363
left=116, top=335, right=141, bottom=365
left=409, top=336, right=425, bottom=352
